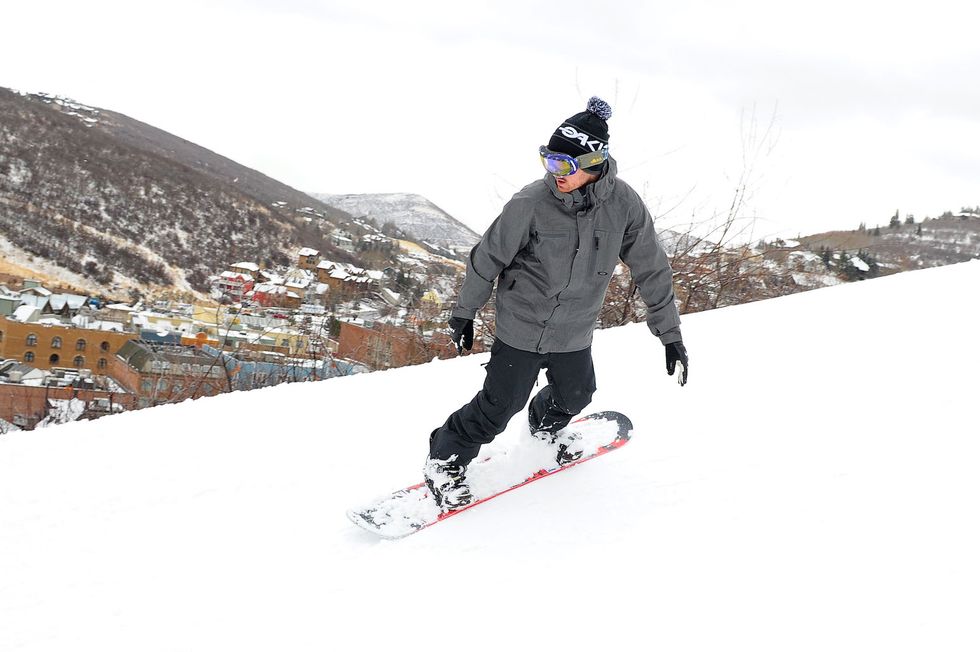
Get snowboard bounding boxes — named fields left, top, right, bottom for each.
left=347, top=411, right=632, bottom=539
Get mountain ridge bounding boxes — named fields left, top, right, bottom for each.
left=310, top=191, right=480, bottom=250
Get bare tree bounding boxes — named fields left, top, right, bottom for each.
left=600, top=104, right=783, bottom=324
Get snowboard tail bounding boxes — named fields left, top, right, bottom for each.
left=347, top=411, right=632, bottom=539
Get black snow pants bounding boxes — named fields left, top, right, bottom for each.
left=429, top=338, right=596, bottom=467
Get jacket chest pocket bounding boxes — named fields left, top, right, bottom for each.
left=529, top=229, right=572, bottom=264
left=591, top=229, right=622, bottom=276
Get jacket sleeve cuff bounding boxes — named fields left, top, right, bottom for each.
left=655, top=327, right=683, bottom=346
left=452, top=306, right=477, bottom=320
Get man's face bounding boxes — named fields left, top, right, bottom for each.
left=554, top=167, right=597, bottom=194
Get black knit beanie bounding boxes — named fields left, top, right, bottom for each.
left=547, top=96, right=613, bottom=174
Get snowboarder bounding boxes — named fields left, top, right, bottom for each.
left=424, top=96, right=688, bottom=511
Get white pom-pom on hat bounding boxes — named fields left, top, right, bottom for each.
left=587, top=96, right=613, bottom=121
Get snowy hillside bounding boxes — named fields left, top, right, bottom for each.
left=0, top=88, right=354, bottom=297
left=311, top=191, right=480, bottom=249
left=2, top=262, right=979, bottom=651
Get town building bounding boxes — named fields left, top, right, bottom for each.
left=0, top=315, right=137, bottom=371
left=251, top=283, right=302, bottom=309
left=297, top=247, right=320, bottom=271
left=110, top=340, right=229, bottom=408
left=230, top=262, right=261, bottom=276
left=0, top=286, right=23, bottom=316
left=215, top=271, right=255, bottom=303
left=0, top=360, right=136, bottom=430
left=337, top=320, right=456, bottom=370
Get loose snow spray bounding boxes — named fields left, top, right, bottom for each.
left=348, top=413, right=630, bottom=538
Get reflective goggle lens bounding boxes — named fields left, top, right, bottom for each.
left=541, top=155, right=575, bottom=176
left=539, top=147, right=577, bottom=176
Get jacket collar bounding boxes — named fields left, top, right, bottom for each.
left=544, top=156, right=618, bottom=209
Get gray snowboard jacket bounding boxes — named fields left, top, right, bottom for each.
left=452, top=157, right=682, bottom=353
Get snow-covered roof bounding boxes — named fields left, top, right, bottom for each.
left=48, top=294, right=88, bottom=311
left=381, top=288, right=402, bottom=305
left=231, top=262, right=260, bottom=272
left=298, top=247, right=319, bottom=257
left=850, top=256, right=871, bottom=272
left=789, top=251, right=821, bottom=263
left=284, top=268, right=314, bottom=283
left=18, top=295, right=48, bottom=309
left=0, top=361, right=44, bottom=379
left=254, top=283, right=287, bottom=295
left=220, top=271, right=254, bottom=282
left=12, top=305, right=39, bottom=322
left=20, top=286, right=52, bottom=297
left=96, top=321, right=126, bottom=332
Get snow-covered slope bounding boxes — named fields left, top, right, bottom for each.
left=2, top=262, right=979, bottom=651
left=311, top=191, right=480, bottom=248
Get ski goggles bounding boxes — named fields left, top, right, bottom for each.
left=539, top=145, right=608, bottom=177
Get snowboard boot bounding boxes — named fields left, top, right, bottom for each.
left=423, top=455, right=473, bottom=512
left=528, top=420, right=584, bottom=466
left=528, top=391, right=586, bottom=466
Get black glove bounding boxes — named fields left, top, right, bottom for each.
left=665, top=341, right=689, bottom=386
left=448, top=317, right=474, bottom=352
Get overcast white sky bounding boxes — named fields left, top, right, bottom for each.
left=4, top=0, right=979, bottom=239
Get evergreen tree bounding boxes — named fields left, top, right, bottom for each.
left=840, top=253, right=860, bottom=281
left=889, top=210, right=901, bottom=229
left=837, top=252, right=852, bottom=279
left=867, top=252, right=880, bottom=277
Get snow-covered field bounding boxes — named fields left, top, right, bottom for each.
left=2, top=261, right=979, bottom=651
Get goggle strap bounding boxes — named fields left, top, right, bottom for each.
left=576, top=151, right=607, bottom=168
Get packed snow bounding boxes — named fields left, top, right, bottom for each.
left=2, top=261, right=979, bottom=651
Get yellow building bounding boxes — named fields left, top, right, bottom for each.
left=0, top=315, right=136, bottom=371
